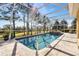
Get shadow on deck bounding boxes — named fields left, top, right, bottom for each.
left=44, top=35, right=75, bottom=56
left=11, top=42, right=17, bottom=56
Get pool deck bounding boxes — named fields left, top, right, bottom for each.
left=0, top=33, right=79, bottom=56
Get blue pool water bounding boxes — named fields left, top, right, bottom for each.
left=17, top=33, right=62, bottom=50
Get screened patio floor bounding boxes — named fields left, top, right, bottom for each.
left=0, top=33, right=79, bottom=56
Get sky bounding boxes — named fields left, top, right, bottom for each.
left=0, top=3, right=75, bottom=28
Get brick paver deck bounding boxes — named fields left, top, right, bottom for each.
left=0, top=33, right=79, bottom=56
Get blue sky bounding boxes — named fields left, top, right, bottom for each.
left=33, top=3, right=75, bottom=26
left=0, top=3, right=75, bottom=28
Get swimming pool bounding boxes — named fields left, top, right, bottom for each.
left=17, top=32, right=62, bottom=50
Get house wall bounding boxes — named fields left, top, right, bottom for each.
left=68, top=3, right=79, bottom=47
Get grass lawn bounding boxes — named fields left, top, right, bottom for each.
left=0, top=35, right=3, bottom=38
left=0, top=35, right=4, bottom=42
left=0, top=31, right=49, bottom=42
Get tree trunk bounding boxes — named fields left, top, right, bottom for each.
left=47, top=27, right=48, bottom=32
left=31, top=21, right=32, bottom=35
left=12, top=5, right=16, bottom=38
left=12, top=19, right=15, bottom=38
left=23, top=14, right=26, bottom=36
left=26, top=11, right=29, bottom=35
left=9, top=17, right=12, bottom=40
left=9, top=3, right=16, bottom=40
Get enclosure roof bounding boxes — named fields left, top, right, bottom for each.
left=0, top=3, right=75, bottom=19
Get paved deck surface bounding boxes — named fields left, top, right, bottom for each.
left=0, top=33, right=79, bottom=56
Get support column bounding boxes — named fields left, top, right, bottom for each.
left=76, top=9, right=79, bottom=48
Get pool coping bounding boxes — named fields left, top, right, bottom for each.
left=16, top=32, right=50, bottom=40
left=16, top=32, right=63, bottom=40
